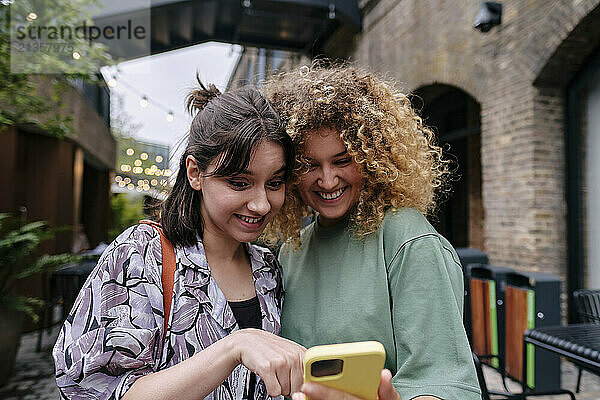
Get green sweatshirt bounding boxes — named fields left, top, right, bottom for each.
left=279, top=208, right=481, bottom=400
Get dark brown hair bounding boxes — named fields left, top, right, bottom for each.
left=159, top=79, right=294, bottom=248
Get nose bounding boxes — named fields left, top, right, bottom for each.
left=247, top=187, right=271, bottom=215
left=317, top=165, right=339, bottom=190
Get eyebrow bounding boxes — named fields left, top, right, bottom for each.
left=306, top=150, right=348, bottom=160
left=240, top=165, right=286, bottom=176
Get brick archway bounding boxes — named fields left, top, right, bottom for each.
left=412, top=84, right=483, bottom=250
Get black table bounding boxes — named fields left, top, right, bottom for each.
left=524, top=324, right=600, bottom=375
left=520, top=324, right=600, bottom=399
left=50, top=258, right=98, bottom=319
left=37, top=258, right=99, bottom=351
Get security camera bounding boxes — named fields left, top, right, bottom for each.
left=474, top=1, right=502, bottom=32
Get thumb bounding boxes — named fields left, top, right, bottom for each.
left=378, top=369, right=401, bottom=400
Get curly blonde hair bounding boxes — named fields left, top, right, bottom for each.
left=262, top=62, right=450, bottom=248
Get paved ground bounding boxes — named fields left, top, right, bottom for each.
left=0, top=325, right=60, bottom=400
left=482, top=360, right=600, bottom=399
left=2, top=326, right=600, bottom=400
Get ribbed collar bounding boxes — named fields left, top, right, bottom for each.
left=313, top=214, right=351, bottom=239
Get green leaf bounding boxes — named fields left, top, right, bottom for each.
left=16, top=253, right=78, bottom=279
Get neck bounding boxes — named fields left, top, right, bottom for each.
left=203, top=230, right=245, bottom=264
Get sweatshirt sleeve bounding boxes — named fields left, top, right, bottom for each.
left=53, top=225, right=164, bottom=400
left=387, top=233, right=482, bottom=400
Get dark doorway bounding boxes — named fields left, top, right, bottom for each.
left=412, top=85, right=483, bottom=249
left=81, top=159, right=110, bottom=248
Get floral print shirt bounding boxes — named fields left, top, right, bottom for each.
left=53, top=224, right=284, bottom=400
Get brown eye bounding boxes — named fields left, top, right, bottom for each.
left=226, top=179, right=249, bottom=190
left=334, top=158, right=352, bottom=166
left=267, top=179, right=285, bottom=190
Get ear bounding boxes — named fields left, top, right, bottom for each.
left=185, top=155, right=202, bottom=191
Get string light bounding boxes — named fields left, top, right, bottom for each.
left=104, top=73, right=187, bottom=122
left=27, top=12, right=37, bottom=21
left=72, top=52, right=81, bottom=60
left=107, top=76, right=117, bottom=88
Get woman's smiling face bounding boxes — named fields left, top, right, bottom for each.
left=297, top=128, right=364, bottom=227
left=192, top=140, right=287, bottom=244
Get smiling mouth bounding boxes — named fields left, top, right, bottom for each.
left=236, top=214, right=265, bottom=224
left=316, top=187, right=346, bottom=200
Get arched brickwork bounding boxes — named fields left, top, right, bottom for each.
left=533, top=3, right=600, bottom=87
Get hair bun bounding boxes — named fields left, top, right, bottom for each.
left=186, top=75, right=221, bottom=115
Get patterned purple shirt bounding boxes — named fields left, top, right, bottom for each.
left=53, top=224, right=284, bottom=400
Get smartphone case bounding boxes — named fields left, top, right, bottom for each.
left=303, top=341, right=386, bottom=400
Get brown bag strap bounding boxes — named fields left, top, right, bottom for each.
left=139, top=220, right=176, bottom=339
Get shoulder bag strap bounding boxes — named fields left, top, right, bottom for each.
left=139, top=219, right=176, bottom=339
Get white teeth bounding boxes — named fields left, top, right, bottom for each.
left=238, top=215, right=262, bottom=224
left=317, top=188, right=345, bottom=200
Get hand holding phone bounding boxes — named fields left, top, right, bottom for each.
left=303, top=341, right=386, bottom=400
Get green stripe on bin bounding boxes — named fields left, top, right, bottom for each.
left=488, top=281, right=499, bottom=368
left=526, top=290, right=535, bottom=388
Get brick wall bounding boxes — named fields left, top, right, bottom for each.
left=230, top=0, right=600, bottom=284
left=338, top=0, right=598, bottom=279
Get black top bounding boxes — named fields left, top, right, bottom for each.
left=228, top=296, right=261, bottom=399
left=229, top=296, right=262, bottom=329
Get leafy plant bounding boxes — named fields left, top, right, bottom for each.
left=0, top=0, right=115, bottom=136
left=0, top=213, right=77, bottom=323
left=109, top=193, right=147, bottom=242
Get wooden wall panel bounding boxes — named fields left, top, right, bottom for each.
left=470, top=278, right=487, bottom=355
left=505, top=285, right=529, bottom=381
left=0, top=127, right=19, bottom=213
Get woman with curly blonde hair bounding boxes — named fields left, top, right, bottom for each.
left=263, top=64, right=480, bottom=400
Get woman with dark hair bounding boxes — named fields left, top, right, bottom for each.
left=53, top=82, right=305, bottom=400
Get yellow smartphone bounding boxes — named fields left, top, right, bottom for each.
left=303, top=341, right=386, bottom=400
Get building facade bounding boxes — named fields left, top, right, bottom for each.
left=1, top=77, right=114, bottom=252
left=1, top=76, right=114, bottom=325
left=229, top=0, right=600, bottom=319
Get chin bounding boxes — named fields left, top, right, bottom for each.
left=235, top=232, right=263, bottom=243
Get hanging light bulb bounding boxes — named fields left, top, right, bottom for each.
left=140, top=96, right=149, bottom=108
left=166, top=111, right=174, bottom=122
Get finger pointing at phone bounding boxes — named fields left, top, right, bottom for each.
left=291, top=369, right=402, bottom=400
